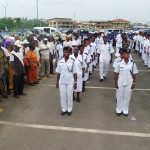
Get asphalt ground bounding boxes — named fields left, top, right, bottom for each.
left=0, top=52, right=150, bottom=150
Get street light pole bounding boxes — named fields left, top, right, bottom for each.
left=36, top=0, right=39, bottom=26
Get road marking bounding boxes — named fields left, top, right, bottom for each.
left=39, top=84, right=150, bottom=91
left=94, top=69, right=150, bottom=72
left=0, top=121, right=149, bottom=138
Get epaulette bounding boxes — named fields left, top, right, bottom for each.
left=117, top=60, right=122, bottom=63
left=84, top=53, right=88, bottom=55
left=59, top=58, right=64, bottom=63
left=71, top=58, right=75, bottom=61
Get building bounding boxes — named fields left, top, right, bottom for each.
left=89, top=21, right=112, bottom=31
left=75, top=21, right=96, bottom=30
left=48, top=18, right=74, bottom=29
left=74, top=19, right=131, bottom=32
left=111, top=19, right=131, bottom=29
left=48, top=18, right=131, bottom=31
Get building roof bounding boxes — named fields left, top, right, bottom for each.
left=49, top=18, right=73, bottom=21
left=112, top=19, right=130, bottom=23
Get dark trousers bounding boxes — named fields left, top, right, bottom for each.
left=13, top=73, right=25, bottom=96
left=5, top=75, right=10, bottom=94
left=50, top=53, right=54, bottom=74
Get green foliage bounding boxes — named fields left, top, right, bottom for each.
left=0, top=17, right=48, bottom=32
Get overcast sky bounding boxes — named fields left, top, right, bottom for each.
left=0, top=0, right=149, bottom=23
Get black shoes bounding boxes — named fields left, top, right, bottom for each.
left=103, top=76, right=106, bottom=80
left=116, top=112, right=129, bottom=117
left=123, top=114, right=128, bottom=117
left=82, top=88, right=85, bottom=92
left=76, top=97, right=81, bottom=102
left=61, top=111, right=72, bottom=116
left=13, top=95, right=20, bottom=99
left=100, top=79, right=104, bottom=82
left=67, top=112, right=72, bottom=116
left=61, top=111, right=67, bottom=116
left=116, top=113, right=122, bottom=116
left=19, top=93, right=27, bottom=96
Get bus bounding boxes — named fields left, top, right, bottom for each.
left=33, top=27, right=59, bottom=36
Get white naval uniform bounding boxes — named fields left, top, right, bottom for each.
left=70, top=54, right=86, bottom=92
left=90, top=42, right=97, bottom=68
left=56, top=57, right=77, bottom=112
left=141, top=37, right=146, bottom=61
left=98, top=42, right=114, bottom=79
left=143, top=39, right=149, bottom=66
left=135, top=35, right=140, bottom=52
left=113, top=56, right=133, bottom=100
left=63, top=41, right=72, bottom=48
left=115, top=59, right=138, bottom=114
left=147, top=40, right=150, bottom=68
left=116, top=34, right=122, bottom=57
left=72, top=39, right=81, bottom=46
left=83, top=46, right=91, bottom=81
left=56, top=43, right=63, bottom=60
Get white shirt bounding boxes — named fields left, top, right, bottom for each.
left=70, top=54, right=86, bottom=77
left=83, top=46, right=91, bottom=64
left=56, top=43, right=63, bottom=60
left=56, top=57, right=77, bottom=84
left=48, top=42, right=55, bottom=54
left=115, top=59, right=138, bottom=86
left=63, top=41, right=72, bottom=48
left=2, top=47, right=10, bottom=57
left=72, top=39, right=81, bottom=46
left=10, top=49, right=24, bottom=65
left=113, top=55, right=133, bottom=68
left=90, top=42, right=96, bottom=55
left=144, top=39, right=149, bottom=53
left=113, top=57, right=122, bottom=68
left=34, top=47, right=40, bottom=62
left=133, top=35, right=137, bottom=42
left=116, top=34, right=122, bottom=47
left=40, top=43, right=50, bottom=59
left=97, top=43, right=114, bottom=61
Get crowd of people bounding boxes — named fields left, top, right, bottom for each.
left=0, top=30, right=150, bottom=117
left=0, top=35, right=56, bottom=100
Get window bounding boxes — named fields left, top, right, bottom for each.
left=44, top=28, right=50, bottom=33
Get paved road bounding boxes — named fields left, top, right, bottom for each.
left=0, top=53, right=150, bottom=150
